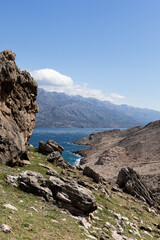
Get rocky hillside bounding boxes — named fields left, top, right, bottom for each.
left=1, top=50, right=160, bottom=239
left=74, top=120, right=160, bottom=202
left=0, top=50, right=38, bottom=166
left=0, top=146, right=160, bottom=240
left=36, top=88, right=160, bottom=128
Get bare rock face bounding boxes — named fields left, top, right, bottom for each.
left=141, top=173, right=160, bottom=204
left=117, top=167, right=158, bottom=207
left=0, top=49, right=38, bottom=166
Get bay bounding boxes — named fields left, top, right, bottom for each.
left=29, top=128, right=109, bottom=165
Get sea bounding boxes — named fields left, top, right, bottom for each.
left=29, top=128, right=109, bottom=165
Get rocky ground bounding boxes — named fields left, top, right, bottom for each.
left=0, top=146, right=160, bottom=240
left=74, top=121, right=160, bottom=201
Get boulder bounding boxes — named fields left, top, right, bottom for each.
left=117, top=168, right=157, bottom=207
left=46, top=139, right=64, bottom=154
left=38, top=141, right=54, bottom=155
left=47, top=151, right=63, bottom=162
left=46, top=176, right=97, bottom=215
left=83, top=166, right=103, bottom=183
left=18, top=171, right=53, bottom=202
left=17, top=170, right=97, bottom=215
left=47, top=152, right=72, bottom=169
left=46, top=169, right=59, bottom=177
left=0, top=49, right=38, bottom=166
left=38, top=139, right=64, bottom=155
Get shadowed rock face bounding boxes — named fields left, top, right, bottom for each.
left=117, top=168, right=158, bottom=207
left=0, top=49, right=38, bottom=166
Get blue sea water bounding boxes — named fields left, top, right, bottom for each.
left=29, top=128, right=109, bottom=165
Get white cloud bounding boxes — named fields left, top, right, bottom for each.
left=110, top=93, right=125, bottom=99
left=30, top=68, right=125, bottom=104
left=30, top=69, right=73, bottom=86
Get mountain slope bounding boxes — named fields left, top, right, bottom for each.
left=36, top=89, right=160, bottom=128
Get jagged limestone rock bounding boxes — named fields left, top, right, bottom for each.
left=0, top=49, right=38, bottom=165
left=17, top=170, right=97, bottom=215
left=117, top=167, right=158, bottom=207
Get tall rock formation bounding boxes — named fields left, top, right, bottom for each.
left=0, top=49, right=38, bottom=166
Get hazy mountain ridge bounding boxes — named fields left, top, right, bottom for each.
left=36, top=88, right=160, bottom=128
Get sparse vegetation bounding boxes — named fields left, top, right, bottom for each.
left=0, top=147, right=159, bottom=239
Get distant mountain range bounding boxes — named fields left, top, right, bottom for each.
left=36, top=88, right=160, bottom=128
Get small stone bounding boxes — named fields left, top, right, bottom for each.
left=122, top=216, right=129, bottom=221
left=140, top=225, right=152, bottom=232
left=80, top=218, right=91, bottom=229
left=89, top=213, right=100, bottom=221
left=144, top=231, right=153, bottom=238
left=30, top=207, right=38, bottom=212
left=38, top=163, right=52, bottom=170
left=117, top=224, right=124, bottom=234
left=51, top=219, right=58, bottom=223
left=20, top=160, right=31, bottom=166
left=0, top=224, right=11, bottom=233
left=4, top=204, right=18, bottom=211
left=85, top=234, right=97, bottom=239
left=92, top=226, right=101, bottom=230
left=120, top=220, right=126, bottom=229
left=104, top=221, right=112, bottom=229
left=46, top=169, right=58, bottom=177
left=98, top=206, right=103, bottom=211
left=149, top=209, right=156, bottom=215
left=113, top=212, right=121, bottom=220
left=133, top=216, right=138, bottom=221
left=27, top=212, right=33, bottom=216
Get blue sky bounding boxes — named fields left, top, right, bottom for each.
left=1, top=0, right=160, bottom=110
